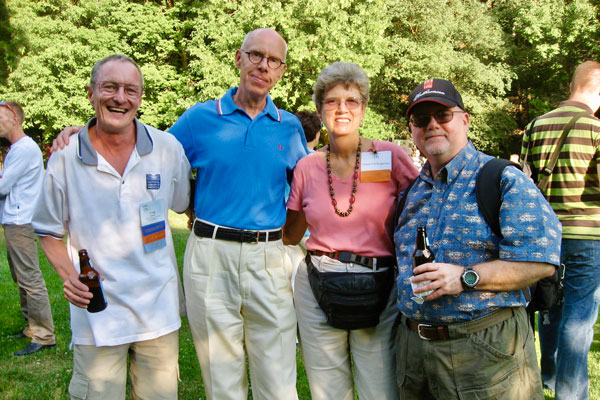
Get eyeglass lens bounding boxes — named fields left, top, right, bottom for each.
left=96, top=81, right=142, bottom=98
left=411, top=110, right=458, bottom=127
left=244, top=51, right=284, bottom=69
left=322, top=98, right=362, bottom=111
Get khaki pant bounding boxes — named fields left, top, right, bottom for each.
left=3, top=224, right=55, bottom=344
left=68, top=330, right=179, bottom=400
left=183, top=232, right=298, bottom=400
left=295, top=255, right=399, bottom=400
left=395, top=307, right=543, bottom=400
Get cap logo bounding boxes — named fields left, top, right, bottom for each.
left=414, top=89, right=446, bottom=101
left=423, top=79, right=434, bottom=90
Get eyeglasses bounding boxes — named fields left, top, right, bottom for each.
left=321, top=97, right=363, bottom=111
left=242, top=50, right=285, bottom=69
left=410, top=110, right=464, bottom=128
left=92, top=81, right=143, bottom=98
left=0, top=101, right=18, bottom=120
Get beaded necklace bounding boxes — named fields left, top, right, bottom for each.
left=326, top=139, right=361, bottom=217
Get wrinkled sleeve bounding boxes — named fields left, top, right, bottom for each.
left=32, top=152, right=68, bottom=239
left=169, top=138, right=192, bottom=213
left=0, top=145, right=31, bottom=199
left=498, top=166, right=562, bottom=266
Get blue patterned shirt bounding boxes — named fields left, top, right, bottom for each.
left=394, top=142, right=562, bottom=323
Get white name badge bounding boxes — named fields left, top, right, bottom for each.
left=361, top=150, right=392, bottom=182
left=140, top=199, right=166, bottom=253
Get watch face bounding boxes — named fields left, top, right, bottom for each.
left=463, top=270, right=479, bottom=287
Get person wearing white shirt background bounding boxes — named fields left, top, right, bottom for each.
left=0, top=100, right=56, bottom=356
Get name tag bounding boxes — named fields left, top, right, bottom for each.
left=140, top=199, right=166, bottom=252
left=361, top=151, right=392, bottom=182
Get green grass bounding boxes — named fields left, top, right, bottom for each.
left=0, top=212, right=598, bottom=399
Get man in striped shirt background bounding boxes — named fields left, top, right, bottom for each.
left=521, top=60, right=600, bottom=400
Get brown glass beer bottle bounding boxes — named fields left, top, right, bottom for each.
left=411, top=225, right=435, bottom=303
left=78, top=249, right=107, bottom=313
left=412, top=226, right=435, bottom=267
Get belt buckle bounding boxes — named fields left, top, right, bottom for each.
left=248, top=230, right=260, bottom=244
left=417, top=323, right=432, bottom=341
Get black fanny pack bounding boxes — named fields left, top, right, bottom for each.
left=306, top=253, right=396, bottom=330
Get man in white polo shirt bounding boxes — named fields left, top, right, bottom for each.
left=33, top=55, right=191, bottom=400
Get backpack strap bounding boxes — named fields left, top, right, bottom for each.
left=394, top=178, right=417, bottom=227
left=475, top=158, right=521, bottom=238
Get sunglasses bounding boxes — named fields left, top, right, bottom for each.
left=0, top=101, right=18, bottom=121
left=410, top=110, right=464, bottom=128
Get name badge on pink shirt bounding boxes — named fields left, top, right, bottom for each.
left=361, top=151, right=391, bottom=182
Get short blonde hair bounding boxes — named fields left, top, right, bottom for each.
left=3, top=101, right=25, bottom=125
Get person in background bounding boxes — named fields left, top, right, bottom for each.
left=394, top=78, right=561, bottom=399
left=521, top=60, right=600, bottom=400
left=283, top=61, right=419, bottom=400
left=296, top=110, right=322, bottom=151
left=34, top=55, right=191, bottom=399
left=0, top=100, right=56, bottom=356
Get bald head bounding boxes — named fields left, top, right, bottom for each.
left=241, top=28, right=287, bottom=62
left=571, top=61, right=600, bottom=94
left=569, top=61, right=600, bottom=112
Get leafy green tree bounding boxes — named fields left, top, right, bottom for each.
left=1, top=0, right=599, bottom=158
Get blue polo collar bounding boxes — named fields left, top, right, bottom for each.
left=77, top=117, right=153, bottom=165
left=216, top=87, right=282, bottom=122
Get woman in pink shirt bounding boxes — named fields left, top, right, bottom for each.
left=283, top=62, right=419, bottom=400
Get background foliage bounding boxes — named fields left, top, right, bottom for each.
left=1, top=0, right=599, bottom=157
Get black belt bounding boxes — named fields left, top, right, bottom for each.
left=404, top=307, right=516, bottom=341
left=193, top=220, right=282, bottom=243
left=307, top=250, right=396, bottom=270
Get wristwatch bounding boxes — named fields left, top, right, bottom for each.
left=461, top=266, right=480, bottom=290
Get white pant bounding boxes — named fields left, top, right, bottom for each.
left=295, top=255, right=399, bottom=400
left=183, top=232, right=298, bottom=400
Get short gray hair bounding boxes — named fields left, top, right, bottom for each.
left=312, top=62, right=369, bottom=107
left=90, top=54, right=144, bottom=89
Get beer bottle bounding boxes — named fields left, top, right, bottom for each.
left=78, top=249, right=107, bottom=313
left=411, top=225, right=435, bottom=303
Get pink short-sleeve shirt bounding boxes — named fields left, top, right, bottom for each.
left=287, top=141, right=419, bottom=257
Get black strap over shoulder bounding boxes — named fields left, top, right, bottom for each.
left=475, top=158, right=521, bottom=238
left=394, top=178, right=417, bottom=227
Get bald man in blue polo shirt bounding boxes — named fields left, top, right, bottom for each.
left=170, top=28, right=307, bottom=400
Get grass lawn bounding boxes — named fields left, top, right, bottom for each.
left=0, top=212, right=597, bottom=399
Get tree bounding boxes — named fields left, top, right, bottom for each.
left=2, top=0, right=599, bottom=158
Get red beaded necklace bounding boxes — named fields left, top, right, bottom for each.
left=326, top=139, right=361, bottom=217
